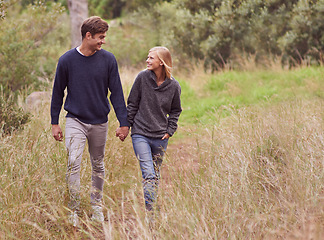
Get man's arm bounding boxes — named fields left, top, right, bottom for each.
left=51, top=57, right=67, bottom=126
left=108, top=56, right=129, bottom=125
left=107, top=55, right=130, bottom=142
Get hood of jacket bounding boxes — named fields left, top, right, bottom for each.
left=147, top=70, right=173, bottom=92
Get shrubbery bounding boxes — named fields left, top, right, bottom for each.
left=125, top=0, right=324, bottom=71
left=0, top=0, right=5, bottom=20
left=0, top=1, right=66, bottom=92
left=0, top=0, right=67, bottom=135
left=0, top=87, right=30, bottom=135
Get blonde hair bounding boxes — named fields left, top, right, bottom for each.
left=149, top=46, right=172, bottom=79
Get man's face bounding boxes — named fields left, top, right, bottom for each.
left=88, top=32, right=106, bottom=52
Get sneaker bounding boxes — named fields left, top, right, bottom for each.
left=91, top=205, right=104, bottom=223
left=68, top=211, right=80, bottom=228
left=145, top=211, right=155, bottom=231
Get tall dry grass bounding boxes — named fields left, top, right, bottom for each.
left=163, top=98, right=324, bottom=239
left=0, top=69, right=324, bottom=239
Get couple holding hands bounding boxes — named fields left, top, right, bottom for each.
left=50, top=16, right=182, bottom=227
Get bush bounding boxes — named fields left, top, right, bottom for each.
left=0, top=0, right=5, bottom=20
left=0, top=87, right=30, bottom=136
left=279, top=0, right=324, bottom=66
left=0, top=1, right=66, bottom=93
left=127, top=0, right=324, bottom=71
left=89, top=0, right=125, bottom=19
left=0, top=1, right=67, bottom=135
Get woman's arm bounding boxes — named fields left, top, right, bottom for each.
left=167, top=84, right=182, bottom=136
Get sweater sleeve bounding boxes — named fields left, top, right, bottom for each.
left=108, top=56, right=130, bottom=127
left=50, top=59, right=67, bottom=125
left=167, top=83, right=182, bottom=136
left=126, top=75, right=141, bottom=127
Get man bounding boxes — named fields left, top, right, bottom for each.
left=50, top=16, right=129, bottom=227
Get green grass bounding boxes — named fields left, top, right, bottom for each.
left=177, top=66, right=324, bottom=125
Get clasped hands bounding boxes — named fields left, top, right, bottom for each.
left=116, top=126, right=129, bottom=142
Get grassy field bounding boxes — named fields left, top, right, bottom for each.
left=0, top=66, right=323, bottom=239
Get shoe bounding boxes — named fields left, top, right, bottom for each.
left=68, top=211, right=80, bottom=228
left=145, top=210, right=155, bottom=231
left=91, top=205, right=104, bottom=223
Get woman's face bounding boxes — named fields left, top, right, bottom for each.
left=146, top=51, right=162, bottom=71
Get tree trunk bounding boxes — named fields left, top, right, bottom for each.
left=67, top=0, right=88, bottom=49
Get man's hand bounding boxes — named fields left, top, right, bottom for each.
left=52, top=124, right=63, bottom=142
left=116, top=126, right=129, bottom=142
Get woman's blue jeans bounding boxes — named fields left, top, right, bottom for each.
left=131, top=134, right=168, bottom=211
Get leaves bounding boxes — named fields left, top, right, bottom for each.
left=0, top=1, right=66, bottom=92
left=0, top=86, right=30, bottom=136
left=133, top=0, right=324, bottom=71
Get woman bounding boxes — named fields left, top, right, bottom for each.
left=127, top=46, right=182, bottom=213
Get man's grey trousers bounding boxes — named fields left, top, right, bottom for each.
left=65, top=117, right=108, bottom=211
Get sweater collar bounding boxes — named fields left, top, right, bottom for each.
left=148, top=70, right=172, bottom=90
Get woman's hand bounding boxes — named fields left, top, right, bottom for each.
left=162, top=133, right=170, bottom=140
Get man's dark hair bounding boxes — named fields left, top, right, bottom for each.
left=81, top=16, right=109, bottom=39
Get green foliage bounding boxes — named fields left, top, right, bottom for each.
left=171, top=6, right=210, bottom=61
left=203, top=1, right=237, bottom=70
left=125, top=0, right=168, bottom=11
left=89, top=0, right=126, bottom=19
left=0, top=0, right=6, bottom=19
left=279, top=0, right=324, bottom=66
left=0, top=0, right=67, bottom=135
left=174, top=0, right=223, bottom=14
left=0, top=87, right=30, bottom=136
left=16, top=0, right=322, bottom=72
left=88, top=0, right=171, bottom=19
left=105, top=21, right=156, bottom=66
left=50, top=0, right=323, bottom=70
left=0, top=1, right=66, bottom=92
left=20, top=0, right=67, bottom=8
left=127, top=0, right=324, bottom=71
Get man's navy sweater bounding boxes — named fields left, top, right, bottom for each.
left=51, top=48, right=129, bottom=126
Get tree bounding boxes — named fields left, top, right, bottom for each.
left=67, top=0, right=88, bottom=48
